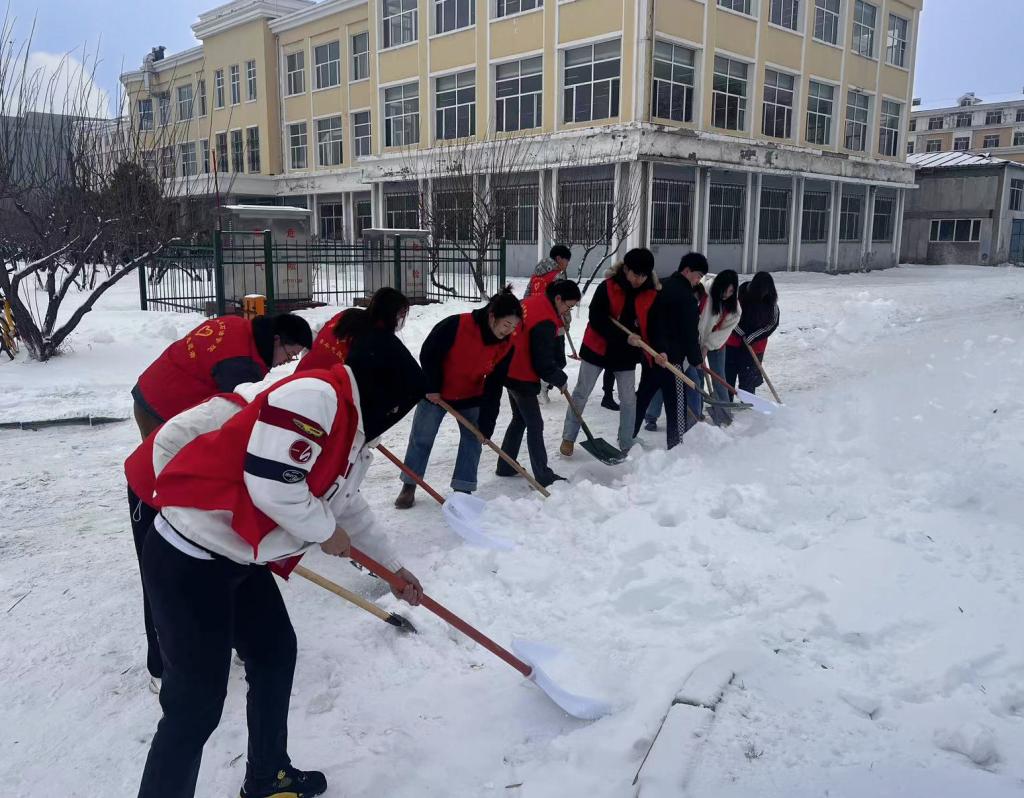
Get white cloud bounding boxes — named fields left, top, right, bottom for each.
left=17, top=51, right=112, bottom=118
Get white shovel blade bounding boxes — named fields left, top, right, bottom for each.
left=736, top=388, right=780, bottom=415
left=441, top=493, right=515, bottom=550
left=512, top=639, right=613, bottom=721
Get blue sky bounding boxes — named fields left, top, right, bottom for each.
left=8, top=0, right=1021, bottom=116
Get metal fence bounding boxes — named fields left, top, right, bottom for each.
left=141, top=245, right=217, bottom=314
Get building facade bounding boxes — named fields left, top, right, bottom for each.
left=122, top=0, right=923, bottom=276
left=909, top=93, right=1024, bottom=165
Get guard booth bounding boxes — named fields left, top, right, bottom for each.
left=361, top=228, right=430, bottom=304
left=218, top=205, right=312, bottom=311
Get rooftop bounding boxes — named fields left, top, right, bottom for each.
left=907, top=151, right=1010, bottom=169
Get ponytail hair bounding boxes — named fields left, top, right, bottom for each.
left=710, top=269, right=739, bottom=316
left=334, top=287, right=410, bottom=341
left=485, top=284, right=523, bottom=320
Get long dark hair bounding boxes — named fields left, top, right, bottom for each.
left=486, top=284, right=523, bottom=320
left=710, top=270, right=739, bottom=316
left=334, top=287, right=410, bottom=341
left=747, top=271, right=778, bottom=308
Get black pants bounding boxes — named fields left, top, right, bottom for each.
left=138, top=528, right=297, bottom=798
left=498, top=389, right=557, bottom=486
left=128, top=488, right=162, bottom=679
left=634, top=364, right=690, bottom=450
left=602, top=369, right=615, bottom=398
left=725, top=345, right=765, bottom=394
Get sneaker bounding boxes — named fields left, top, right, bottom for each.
left=559, top=440, right=574, bottom=457
left=241, top=766, right=327, bottom=798
left=600, top=395, right=620, bottom=412
left=148, top=676, right=161, bottom=695
left=644, top=420, right=658, bottom=432
left=394, top=484, right=416, bottom=510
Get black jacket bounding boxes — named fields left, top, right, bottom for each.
left=505, top=300, right=568, bottom=395
left=733, top=282, right=780, bottom=346
left=580, top=272, right=655, bottom=371
left=419, top=308, right=513, bottom=437
left=648, top=272, right=703, bottom=368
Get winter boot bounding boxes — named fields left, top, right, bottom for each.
left=394, top=484, right=416, bottom=510
left=600, top=394, right=620, bottom=412
left=644, top=420, right=658, bottom=432
left=559, top=440, right=574, bottom=457
left=240, top=766, right=327, bottom=798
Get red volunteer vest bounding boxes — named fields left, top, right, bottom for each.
left=440, top=314, right=515, bottom=402
left=508, top=295, right=561, bottom=384
left=582, top=278, right=656, bottom=356
left=528, top=269, right=561, bottom=298
left=296, top=311, right=350, bottom=372
left=135, top=316, right=267, bottom=421
left=153, top=366, right=359, bottom=559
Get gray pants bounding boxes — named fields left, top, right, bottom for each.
left=562, top=360, right=637, bottom=452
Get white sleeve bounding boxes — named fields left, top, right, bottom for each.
left=324, top=448, right=401, bottom=568
left=704, top=310, right=742, bottom=352
left=152, top=397, right=243, bottom=478
left=243, top=378, right=339, bottom=545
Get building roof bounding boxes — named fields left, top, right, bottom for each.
left=907, top=151, right=1010, bottom=169
left=912, top=92, right=1024, bottom=115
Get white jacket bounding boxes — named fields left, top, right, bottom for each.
left=154, top=367, right=398, bottom=569
left=697, top=273, right=741, bottom=352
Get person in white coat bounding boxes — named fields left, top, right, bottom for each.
left=697, top=269, right=741, bottom=425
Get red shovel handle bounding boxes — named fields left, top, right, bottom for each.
left=349, top=546, right=533, bottom=678
left=376, top=444, right=446, bottom=505
left=700, top=363, right=739, bottom=396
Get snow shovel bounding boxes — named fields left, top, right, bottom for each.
left=349, top=546, right=612, bottom=721
left=565, top=329, right=581, bottom=361
left=744, top=341, right=783, bottom=404
left=560, top=387, right=627, bottom=465
left=292, top=565, right=417, bottom=633
left=376, top=444, right=514, bottom=550
left=436, top=399, right=551, bottom=498
left=699, top=361, right=779, bottom=417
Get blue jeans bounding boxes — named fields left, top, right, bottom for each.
left=706, top=348, right=729, bottom=403
left=645, top=390, right=663, bottom=424
left=401, top=400, right=482, bottom=492
left=685, top=364, right=703, bottom=421
left=562, top=359, right=637, bottom=453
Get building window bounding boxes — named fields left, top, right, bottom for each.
left=852, top=1, right=876, bottom=58
left=1014, top=131, right=1024, bottom=146
left=769, top=0, right=800, bottom=30
left=878, top=99, right=901, bottom=156
left=806, top=81, right=834, bottom=145
left=353, top=111, right=372, bottom=156
left=433, top=189, right=475, bottom=241
left=246, top=60, right=257, bottom=101
left=563, top=40, right=621, bottom=124
left=872, top=196, right=894, bottom=242
left=712, top=55, right=748, bottom=131
left=352, top=32, right=369, bottom=81
left=230, top=65, right=240, bottom=105
left=496, top=0, right=542, bottom=16
left=383, top=0, right=418, bottom=48
left=839, top=195, right=862, bottom=240
left=813, top=0, right=841, bottom=45
left=287, top=51, right=305, bottom=95
left=200, top=139, right=210, bottom=173
left=955, top=112, right=972, bottom=128
left=138, top=99, right=153, bottom=130
left=1005, top=176, right=1024, bottom=217
left=928, top=116, right=943, bottom=130
left=384, top=82, right=420, bottom=147
left=925, top=139, right=941, bottom=153
left=1017, top=109, right=1024, bottom=123
left=247, top=126, right=260, bottom=172
left=197, top=80, right=207, bottom=116
left=718, top=0, right=752, bottom=14
left=652, top=41, right=695, bottom=123
left=929, top=219, right=981, bottom=243
left=435, top=0, right=474, bottom=33
left=708, top=183, right=745, bottom=244
left=954, top=137, right=970, bottom=151
left=216, top=132, right=228, bottom=172
left=315, top=41, right=340, bottom=89
left=762, top=69, right=795, bottom=139
left=160, top=146, right=175, bottom=179
left=214, top=69, right=225, bottom=108
left=495, top=185, right=539, bottom=244
left=158, top=93, right=171, bottom=126
left=177, top=85, right=193, bottom=121
left=319, top=203, right=345, bottom=240
left=650, top=179, right=693, bottom=244
left=289, top=122, right=308, bottom=169
left=983, top=134, right=1000, bottom=148
left=802, top=190, right=830, bottom=242
left=985, top=110, right=1003, bottom=125
left=845, top=91, right=869, bottom=151
left=496, top=56, right=543, bottom=132
left=180, top=142, right=197, bottom=177
left=230, top=130, right=243, bottom=173
left=558, top=180, right=614, bottom=242
left=906, top=140, right=914, bottom=154
left=385, top=192, right=419, bottom=229
left=142, top=151, right=156, bottom=177
left=886, top=14, right=908, bottom=67
left=909, top=118, right=917, bottom=131
left=436, top=70, right=476, bottom=140
left=316, top=116, right=344, bottom=166
left=355, top=199, right=373, bottom=239
left=759, top=187, right=790, bottom=244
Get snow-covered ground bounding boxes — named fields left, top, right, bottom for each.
left=2, top=265, right=1024, bottom=796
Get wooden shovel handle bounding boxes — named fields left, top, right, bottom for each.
left=608, top=317, right=701, bottom=392
left=743, top=341, right=783, bottom=404
left=565, top=328, right=580, bottom=360
left=293, top=565, right=394, bottom=623
left=376, top=444, right=446, bottom=506
left=700, top=361, right=739, bottom=396
left=436, top=399, right=550, bottom=498
left=349, top=547, right=533, bottom=678
left=560, top=386, right=597, bottom=443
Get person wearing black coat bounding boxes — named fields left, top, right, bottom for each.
left=725, top=271, right=780, bottom=394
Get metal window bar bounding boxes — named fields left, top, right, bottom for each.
left=759, top=188, right=790, bottom=244
left=650, top=179, right=693, bottom=244
left=708, top=183, right=745, bottom=244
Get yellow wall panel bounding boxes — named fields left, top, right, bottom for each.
left=845, top=57, right=875, bottom=93
left=490, top=11, right=545, bottom=60
left=804, top=42, right=842, bottom=82
left=879, top=66, right=910, bottom=103
left=378, top=45, right=421, bottom=85
left=558, top=0, right=626, bottom=45
left=654, top=0, right=704, bottom=43
left=709, top=11, right=756, bottom=58
left=760, top=28, right=801, bottom=72
left=429, top=30, right=477, bottom=74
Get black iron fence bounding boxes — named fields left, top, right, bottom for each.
left=139, top=230, right=506, bottom=314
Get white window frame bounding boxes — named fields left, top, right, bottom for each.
left=953, top=136, right=970, bottom=151
left=886, top=14, right=908, bottom=68
left=384, top=81, right=420, bottom=147
left=985, top=110, right=1003, bottom=126
left=983, top=134, right=1000, bottom=149
left=435, top=69, right=476, bottom=141
left=215, top=131, right=228, bottom=172
left=852, top=0, right=877, bottom=59
left=200, top=138, right=210, bottom=173
left=927, top=116, right=943, bottom=130
left=197, top=79, right=207, bottom=117
left=353, top=110, right=372, bottom=157
left=813, top=0, right=841, bottom=46
left=383, top=0, right=418, bottom=49
left=929, top=219, right=981, bottom=243
left=314, top=41, right=341, bottom=90
left=878, top=98, right=902, bottom=157
left=230, top=128, right=244, bottom=173
left=562, top=39, right=622, bottom=125
left=229, top=64, right=240, bottom=105
left=925, top=139, right=941, bottom=153
left=955, top=113, right=972, bottom=128
left=246, top=126, right=261, bottom=173
left=316, top=115, right=344, bottom=166
left=286, top=51, right=306, bottom=95
left=768, top=0, right=800, bottom=31
left=711, top=53, right=749, bottom=132
left=158, top=92, right=171, bottom=126
left=844, top=90, right=870, bottom=151
left=246, top=59, right=257, bottom=101
left=138, top=98, right=153, bottom=130
left=180, top=142, right=197, bottom=177
left=351, top=32, right=370, bottom=81
left=1014, top=131, right=1024, bottom=147
left=495, top=55, right=543, bottom=132
left=651, top=40, right=696, bottom=123
left=214, top=69, right=225, bottom=109
left=496, top=0, right=543, bottom=18
left=176, top=85, right=193, bottom=121
left=288, top=122, right=308, bottom=169
left=762, top=68, right=795, bottom=139
left=1010, top=179, right=1024, bottom=212
left=434, top=0, right=475, bottom=35
left=806, top=79, right=835, bottom=145
left=717, top=0, right=754, bottom=17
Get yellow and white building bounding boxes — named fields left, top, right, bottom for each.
left=122, top=0, right=924, bottom=274
left=909, top=92, right=1024, bottom=165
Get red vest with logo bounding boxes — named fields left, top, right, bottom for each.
left=296, top=311, right=350, bottom=372
left=135, top=316, right=266, bottom=421
left=440, top=313, right=514, bottom=402
left=528, top=269, right=561, bottom=298
left=582, top=278, right=656, bottom=356
left=508, top=295, right=561, bottom=384
left=153, top=366, right=359, bottom=558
